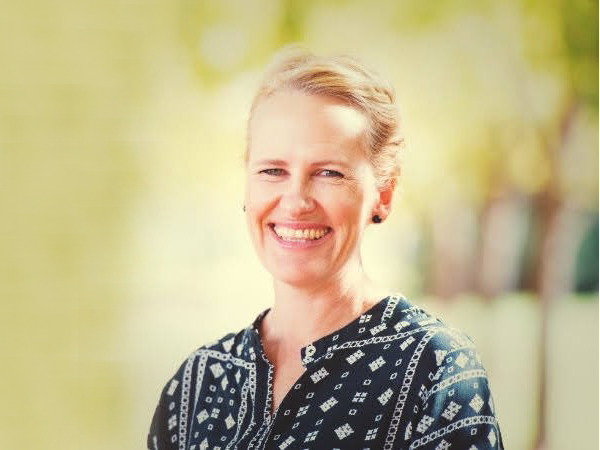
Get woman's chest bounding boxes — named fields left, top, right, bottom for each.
left=186, top=352, right=408, bottom=449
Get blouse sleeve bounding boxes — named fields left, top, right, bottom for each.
left=405, top=332, right=504, bottom=449
left=147, top=377, right=181, bottom=450
left=147, top=353, right=197, bottom=450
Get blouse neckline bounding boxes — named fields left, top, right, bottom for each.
left=249, top=295, right=405, bottom=368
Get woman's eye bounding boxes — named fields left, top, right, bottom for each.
left=318, top=169, right=344, bottom=178
left=259, top=168, right=286, bottom=176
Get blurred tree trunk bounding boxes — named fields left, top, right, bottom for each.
left=475, top=190, right=530, bottom=300
left=528, top=99, right=590, bottom=450
left=427, top=202, right=478, bottom=298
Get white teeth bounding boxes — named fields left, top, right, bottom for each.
left=273, top=225, right=330, bottom=241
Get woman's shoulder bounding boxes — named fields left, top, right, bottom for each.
left=392, top=296, right=478, bottom=347
left=388, top=295, right=488, bottom=374
left=159, top=305, right=270, bottom=393
left=390, top=297, right=503, bottom=448
left=147, top=322, right=259, bottom=450
left=171, top=324, right=258, bottom=377
left=189, top=306, right=269, bottom=361
left=149, top=325, right=257, bottom=420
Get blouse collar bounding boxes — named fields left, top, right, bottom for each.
left=248, top=294, right=409, bottom=369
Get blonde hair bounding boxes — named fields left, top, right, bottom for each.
left=246, top=46, right=403, bottom=187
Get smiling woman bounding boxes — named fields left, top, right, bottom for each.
left=147, top=46, right=504, bottom=449
left=245, top=90, right=387, bottom=290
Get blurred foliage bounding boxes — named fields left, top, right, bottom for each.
left=558, top=0, right=598, bottom=109
left=575, top=216, right=599, bottom=293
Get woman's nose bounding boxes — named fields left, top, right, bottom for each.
left=280, top=179, right=316, bottom=217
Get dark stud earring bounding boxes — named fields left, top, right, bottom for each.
left=243, top=205, right=246, bottom=212
left=372, top=214, right=382, bottom=223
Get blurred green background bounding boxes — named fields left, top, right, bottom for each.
left=1, top=0, right=597, bottom=449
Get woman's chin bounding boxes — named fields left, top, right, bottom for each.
left=266, top=264, right=330, bottom=288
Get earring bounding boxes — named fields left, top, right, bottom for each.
left=372, top=214, right=382, bottom=224
left=243, top=205, right=246, bottom=212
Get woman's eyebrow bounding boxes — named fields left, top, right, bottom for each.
left=251, top=159, right=351, bottom=169
left=311, top=160, right=351, bottom=169
left=252, top=159, right=287, bottom=166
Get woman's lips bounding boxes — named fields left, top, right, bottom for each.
left=268, top=223, right=333, bottom=248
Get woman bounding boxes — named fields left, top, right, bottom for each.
left=148, top=47, right=503, bottom=449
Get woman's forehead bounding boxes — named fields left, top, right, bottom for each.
left=251, top=90, right=366, bottom=128
left=248, top=90, right=368, bottom=163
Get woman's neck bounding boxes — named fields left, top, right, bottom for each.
left=261, top=267, right=386, bottom=356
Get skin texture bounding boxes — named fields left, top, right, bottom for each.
left=244, top=89, right=395, bottom=412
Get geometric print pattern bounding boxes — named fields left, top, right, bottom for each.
left=148, top=295, right=504, bottom=449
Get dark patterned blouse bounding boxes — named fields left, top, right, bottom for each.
left=148, top=295, right=503, bottom=449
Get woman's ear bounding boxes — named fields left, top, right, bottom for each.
left=373, top=178, right=396, bottom=222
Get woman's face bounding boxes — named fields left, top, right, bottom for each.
left=245, top=90, right=389, bottom=288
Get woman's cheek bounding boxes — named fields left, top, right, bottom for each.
left=328, top=184, right=364, bottom=209
left=246, top=182, right=273, bottom=205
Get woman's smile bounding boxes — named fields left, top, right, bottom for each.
left=268, top=222, right=333, bottom=248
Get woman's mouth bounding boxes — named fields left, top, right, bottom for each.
left=272, top=224, right=331, bottom=241
left=268, top=223, right=332, bottom=246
